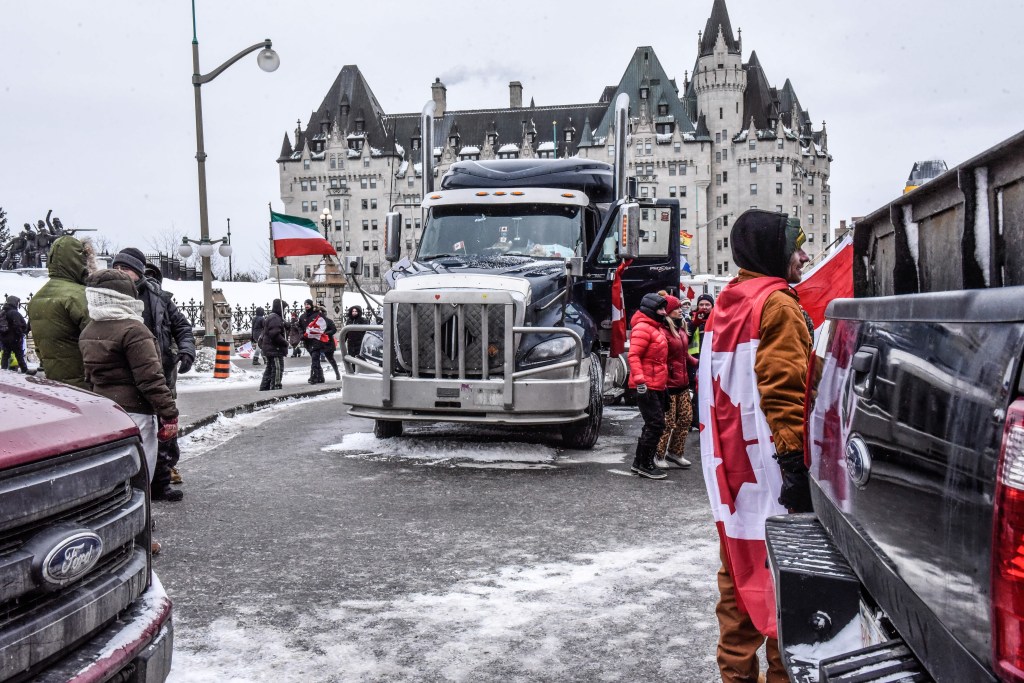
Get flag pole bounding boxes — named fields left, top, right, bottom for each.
left=269, top=203, right=284, bottom=307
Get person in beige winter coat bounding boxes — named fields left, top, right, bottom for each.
left=78, top=270, right=178, bottom=482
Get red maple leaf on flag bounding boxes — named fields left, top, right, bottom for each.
left=710, top=373, right=759, bottom=515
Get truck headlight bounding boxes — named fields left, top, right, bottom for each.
left=525, top=336, right=575, bottom=363
left=360, top=332, right=384, bottom=363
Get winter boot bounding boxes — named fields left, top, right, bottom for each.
left=654, top=452, right=670, bottom=470
left=665, top=453, right=692, bottom=469
left=643, top=448, right=667, bottom=481
left=152, top=484, right=183, bottom=502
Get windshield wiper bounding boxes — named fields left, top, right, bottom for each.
left=420, top=253, right=463, bottom=261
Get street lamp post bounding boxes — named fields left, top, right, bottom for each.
left=190, top=0, right=279, bottom=346
left=319, top=207, right=333, bottom=240
left=225, top=217, right=233, bottom=281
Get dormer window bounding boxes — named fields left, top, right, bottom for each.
left=640, top=85, right=649, bottom=100
left=411, top=137, right=421, bottom=150
left=355, top=117, right=365, bottom=133
left=658, top=103, right=668, bottom=116
left=564, top=130, right=572, bottom=142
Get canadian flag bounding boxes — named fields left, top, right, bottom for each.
left=609, top=259, right=632, bottom=358
left=698, top=276, right=791, bottom=638
left=794, top=234, right=853, bottom=331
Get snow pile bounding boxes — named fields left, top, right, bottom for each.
left=974, top=167, right=991, bottom=285
left=785, top=617, right=862, bottom=682
left=177, top=393, right=340, bottom=460
left=323, top=431, right=559, bottom=467
left=167, top=542, right=720, bottom=682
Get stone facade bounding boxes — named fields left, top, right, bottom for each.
left=276, top=0, right=831, bottom=288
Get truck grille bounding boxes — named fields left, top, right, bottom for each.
left=0, top=438, right=150, bottom=678
left=395, top=301, right=512, bottom=377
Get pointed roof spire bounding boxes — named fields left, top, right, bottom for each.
left=699, top=0, right=740, bottom=56
left=278, top=132, right=294, bottom=161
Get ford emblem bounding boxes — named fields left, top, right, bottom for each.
left=845, top=436, right=872, bottom=488
left=41, top=532, right=104, bottom=587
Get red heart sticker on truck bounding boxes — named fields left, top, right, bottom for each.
left=434, top=294, right=441, bottom=300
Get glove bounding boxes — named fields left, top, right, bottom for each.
left=636, top=383, right=648, bottom=395
left=157, top=418, right=179, bottom=442
left=177, top=353, right=194, bottom=374
left=774, top=450, right=812, bottom=513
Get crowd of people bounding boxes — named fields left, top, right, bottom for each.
left=4, top=208, right=815, bottom=681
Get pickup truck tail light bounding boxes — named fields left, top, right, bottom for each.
left=993, top=398, right=1024, bottom=682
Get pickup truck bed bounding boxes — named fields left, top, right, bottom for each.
left=768, top=287, right=1024, bottom=682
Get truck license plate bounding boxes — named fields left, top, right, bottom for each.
left=474, top=389, right=504, bottom=407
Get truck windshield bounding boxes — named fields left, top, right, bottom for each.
left=419, top=203, right=583, bottom=260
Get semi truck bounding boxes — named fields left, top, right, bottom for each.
left=766, top=129, right=1024, bottom=681
left=341, top=95, right=681, bottom=448
left=0, top=372, right=172, bottom=682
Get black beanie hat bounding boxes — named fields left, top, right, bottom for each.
left=304, top=299, right=314, bottom=307
left=87, top=269, right=137, bottom=299
left=639, top=292, right=668, bottom=319
left=112, top=247, right=147, bottom=278
left=696, top=293, right=715, bottom=307
left=730, top=209, right=790, bottom=279
left=144, top=262, right=162, bottom=282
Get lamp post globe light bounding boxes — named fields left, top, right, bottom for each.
left=190, top=0, right=279, bottom=347
left=320, top=207, right=333, bottom=239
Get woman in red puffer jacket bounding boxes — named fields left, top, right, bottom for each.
left=655, top=292, right=698, bottom=470
left=627, top=292, right=670, bottom=479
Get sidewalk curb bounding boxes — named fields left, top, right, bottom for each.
left=179, top=386, right=342, bottom=437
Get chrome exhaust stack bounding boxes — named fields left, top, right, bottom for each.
left=613, top=93, right=629, bottom=201
left=421, top=100, right=436, bottom=197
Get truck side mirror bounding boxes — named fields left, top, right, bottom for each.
left=565, top=256, right=584, bottom=277
left=384, top=212, right=402, bottom=263
left=347, top=256, right=363, bottom=275
left=618, top=202, right=641, bottom=259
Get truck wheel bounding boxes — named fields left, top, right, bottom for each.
left=561, top=354, right=603, bottom=450
left=374, top=419, right=403, bottom=439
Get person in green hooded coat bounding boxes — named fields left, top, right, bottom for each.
left=27, top=236, right=92, bottom=388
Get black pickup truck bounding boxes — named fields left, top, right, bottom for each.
left=766, top=129, right=1024, bottom=682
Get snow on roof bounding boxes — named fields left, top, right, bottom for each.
left=396, top=160, right=409, bottom=178
left=433, top=146, right=443, bottom=155
left=682, top=133, right=695, bottom=141
left=395, top=142, right=405, bottom=158
left=348, top=149, right=361, bottom=158
left=536, top=141, right=554, bottom=151
left=497, top=143, right=520, bottom=153
left=656, top=133, right=673, bottom=143
left=733, top=130, right=748, bottom=142
left=458, top=146, right=480, bottom=155
left=370, top=146, right=383, bottom=157
left=413, top=162, right=422, bottom=174
left=346, top=132, right=366, bottom=140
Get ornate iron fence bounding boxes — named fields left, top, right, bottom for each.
left=175, top=299, right=310, bottom=334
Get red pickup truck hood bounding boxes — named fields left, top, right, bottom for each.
left=0, top=373, right=139, bottom=468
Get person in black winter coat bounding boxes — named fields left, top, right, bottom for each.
left=318, top=305, right=341, bottom=380
left=344, top=305, right=369, bottom=358
left=1, top=296, right=36, bottom=375
left=251, top=307, right=266, bottom=366
left=114, top=249, right=197, bottom=501
left=259, top=299, right=289, bottom=391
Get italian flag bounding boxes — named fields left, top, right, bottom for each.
left=270, top=211, right=337, bottom=257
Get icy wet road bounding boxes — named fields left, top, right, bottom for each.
left=157, top=395, right=723, bottom=682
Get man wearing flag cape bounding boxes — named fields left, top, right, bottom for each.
left=698, top=209, right=812, bottom=683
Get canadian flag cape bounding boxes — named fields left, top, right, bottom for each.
left=698, top=275, right=790, bottom=638
left=794, top=234, right=853, bottom=331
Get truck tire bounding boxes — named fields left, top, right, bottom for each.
left=561, top=353, right=603, bottom=450
left=373, top=419, right=403, bottom=439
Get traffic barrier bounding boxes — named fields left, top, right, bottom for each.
left=214, top=342, right=231, bottom=379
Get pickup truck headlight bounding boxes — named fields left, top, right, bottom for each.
left=525, top=336, right=575, bottom=363
left=360, top=332, right=384, bottom=363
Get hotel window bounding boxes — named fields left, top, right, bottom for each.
left=334, top=220, right=342, bottom=231
left=311, top=201, right=318, bottom=212
left=301, top=201, right=309, bottom=212
left=669, top=186, right=677, bottom=197
left=776, top=161, right=783, bottom=172
left=750, top=161, right=757, bottom=172
left=303, top=160, right=310, bottom=170
left=360, top=178, right=368, bottom=189
left=370, top=178, right=377, bottom=189
left=333, top=199, right=341, bottom=211
left=371, top=199, right=378, bottom=209
left=344, top=241, right=351, bottom=251
left=680, top=208, right=687, bottom=219
left=674, top=142, right=681, bottom=153
left=722, top=148, right=728, bottom=161
left=645, top=142, right=652, bottom=155
left=749, top=140, right=756, bottom=150
left=723, top=215, right=730, bottom=227
left=371, top=219, right=378, bottom=230
left=362, top=241, right=369, bottom=251
left=329, top=156, right=336, bottom=170
left=363, top=159, right=370, bottom=168
left=716, top=173, right=722, bottom=186
left=361, top=199, right=368, bottom=210
left=777, top=140, right=784, bottom=150
left=722, top=193, right=728, bottom=205
left=750, top=184, right=757, bottom=195
left=808, top=195, right=815, bottom=205
left=310, top=179, right=317, bottom=191
left=776, top=183, right=783, bottom=195
left=372, top=240, right=379, bottom=251
left=300, top=180, right=309, bottom=192
left=362, top=219, right=369, bottom=230
left=669, top=164, right=676, bottom=176
left=808, top=214, right=814, bottom=224
left=680, top=186, right=687, bottom=197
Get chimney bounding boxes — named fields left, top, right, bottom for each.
left=431, top=77, right=447, bottom=118
left=509, top=81, right=523, bottom=109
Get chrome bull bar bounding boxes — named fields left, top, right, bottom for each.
left=340, top=289, right=584, bottom=412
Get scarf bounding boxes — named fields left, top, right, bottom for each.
left=86, top=287, right=144, bottom=323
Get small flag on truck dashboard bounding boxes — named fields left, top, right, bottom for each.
left=453, top=241, right=465, bottom=251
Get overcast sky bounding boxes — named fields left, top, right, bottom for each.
left=2, top=0, right=1022, bottom=275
